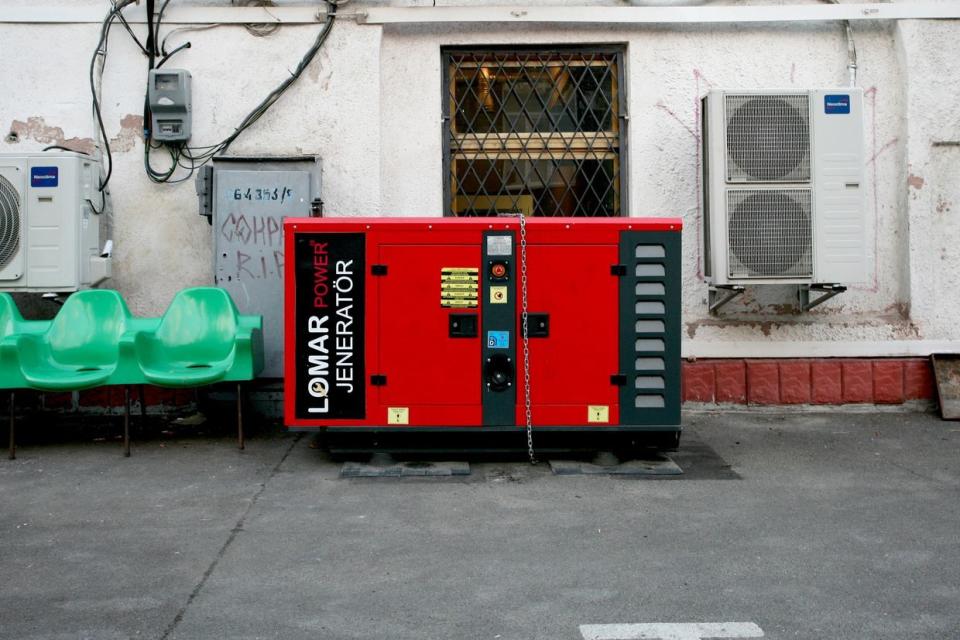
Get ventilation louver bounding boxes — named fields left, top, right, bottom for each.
left=0, top=175, right=21, bottom=270
left=725, top=94, right=810, bottom=183
left=727, top=189, right=812, bottom=278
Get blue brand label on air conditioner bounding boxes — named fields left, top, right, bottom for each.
left=30, top=166, right=59, bottom=187
left=824, top=94, right=851, bottom=114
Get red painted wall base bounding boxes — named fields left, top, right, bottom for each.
left=682, top=358, right=935, bottom=405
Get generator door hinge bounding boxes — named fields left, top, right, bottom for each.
left=371, top=264, right=388, bottom=276
left=610, top=374, right=627, bottom=386
left=370, top=375, right=387, bottom=386
left=611, top=264, right=627, bottom=276
left=196, top=165, right=214, bottom=225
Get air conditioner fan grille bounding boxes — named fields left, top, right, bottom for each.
left=725, top=94, right=810, bottom=182
left=0, top=175, right=21, bottom=270
left=727, top=189, right=812, bottom=278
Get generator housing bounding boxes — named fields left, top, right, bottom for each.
left=284, top=217, right=681, bottom=443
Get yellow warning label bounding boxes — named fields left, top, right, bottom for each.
left=587, top=405, right=610, bottom=423
left=441, top=266, right=478, bottom=308
left=387, top=407, right=409, bottom=425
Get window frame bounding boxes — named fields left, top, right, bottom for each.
left=440, top=44, right=629, bottom=218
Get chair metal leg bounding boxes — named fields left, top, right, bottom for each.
left=237, top=382, right=245, bottom=451
left=138, top=385, right=147, bottom=423
left=8, top=392, right=15, bottom=461
left=123, top=386, right=131, bottom=458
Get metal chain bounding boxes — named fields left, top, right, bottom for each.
left=517, top=214, right=536, bottom=464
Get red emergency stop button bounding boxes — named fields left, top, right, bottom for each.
left=489, top=261, right=509, bottom=280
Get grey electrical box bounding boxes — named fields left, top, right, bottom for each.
left=196, top=156, right=322, bottom=378
left=148, top=69, right=192, bottom=142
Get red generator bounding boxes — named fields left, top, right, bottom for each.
left=283, top=217, right=682, bottom=452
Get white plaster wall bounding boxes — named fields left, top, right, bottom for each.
left=1, top=1, right=958, bottom=355
left=897, top=18, right=960, bottom=342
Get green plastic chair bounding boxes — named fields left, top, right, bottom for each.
left=131, top=287, right=264, bottom=387
left=15, top=290, right=133, bottom=392
left=0, top=294, right=27, bottom=390
left=0, top=293, right=20, bottom=339
left=0, top=294, right=53, bottom=390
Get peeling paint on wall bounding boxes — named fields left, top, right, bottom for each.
left=109, top=114, right=144, bottom=153
left=907, top=173, right=925, bottom=190
left=5, top=116, right=95, bottom=154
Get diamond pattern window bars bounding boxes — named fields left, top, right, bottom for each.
left=443, top=48, right=626, bottom=217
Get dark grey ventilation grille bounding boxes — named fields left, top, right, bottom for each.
left=725, top=94, right=810, bottom=183
left=0, top=175, right=21, bottom=270
left=727, top=189, right=812, bottom=278
left=633, top=243, right=667, bottom=409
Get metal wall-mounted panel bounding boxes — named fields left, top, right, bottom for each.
left=202, top=156, right=321, bottom=377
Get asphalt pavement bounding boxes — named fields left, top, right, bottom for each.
left=1, top=411, right=958, bottom=639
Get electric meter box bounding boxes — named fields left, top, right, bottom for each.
left=148, top=69, right=192, bottom=142
left=283, top=217, right=682, bottom=443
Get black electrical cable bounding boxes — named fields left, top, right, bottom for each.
left=118, top=0, right=336, bottom=185
left=143, top=140, right=180, bottom=183
left=184, top=0, right=338, bottom=160
left=90, top=3, right=132, bottom=193
left=115, top=10, right=149, bottom=55
left=144, top=0, right=338, bottom=184
left=156, top=42, right=191, bottom=68
left=91, top=0, right=340, bottom=188
left=156, top=0, right=174, bottom=56
left=143, top=0, right=157, bottom=151
left=43, top=145, right=90, bottom=155
left=46, top=141, right=107, bottom=214
left=85, top=199, right=104, bottom=215
left=146, top=0, right=157, bottom=67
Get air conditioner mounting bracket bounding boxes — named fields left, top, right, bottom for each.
left=708, top=285, right=746, bottom=315
left=798, top=283, right=847, bottom=312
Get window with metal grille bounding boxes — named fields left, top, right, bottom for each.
left=443, top=47, right=626, bottom=217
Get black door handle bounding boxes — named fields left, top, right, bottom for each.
left=449, top=313, right=478, bottom=338
left=527, top=313, right=549, bottom=337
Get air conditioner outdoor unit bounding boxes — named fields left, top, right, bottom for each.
left=701, top=89, right=866, bottom=294
left=0, top=152, right=111, bottom=293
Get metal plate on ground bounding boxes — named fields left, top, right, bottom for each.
left=933, top=354, right=960, bottom=420
left=549, top=454, right=682, bottom=476
left=340, top=461, right=471, bottom=478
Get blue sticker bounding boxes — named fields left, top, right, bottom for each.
left=487, top=331, right=510, bottom=349
left=31, top=166, right=59, bottom=188
left=824, top=94, right=850, bottom=115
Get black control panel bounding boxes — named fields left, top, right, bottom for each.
left=481, top=231, right=517, bottom=426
